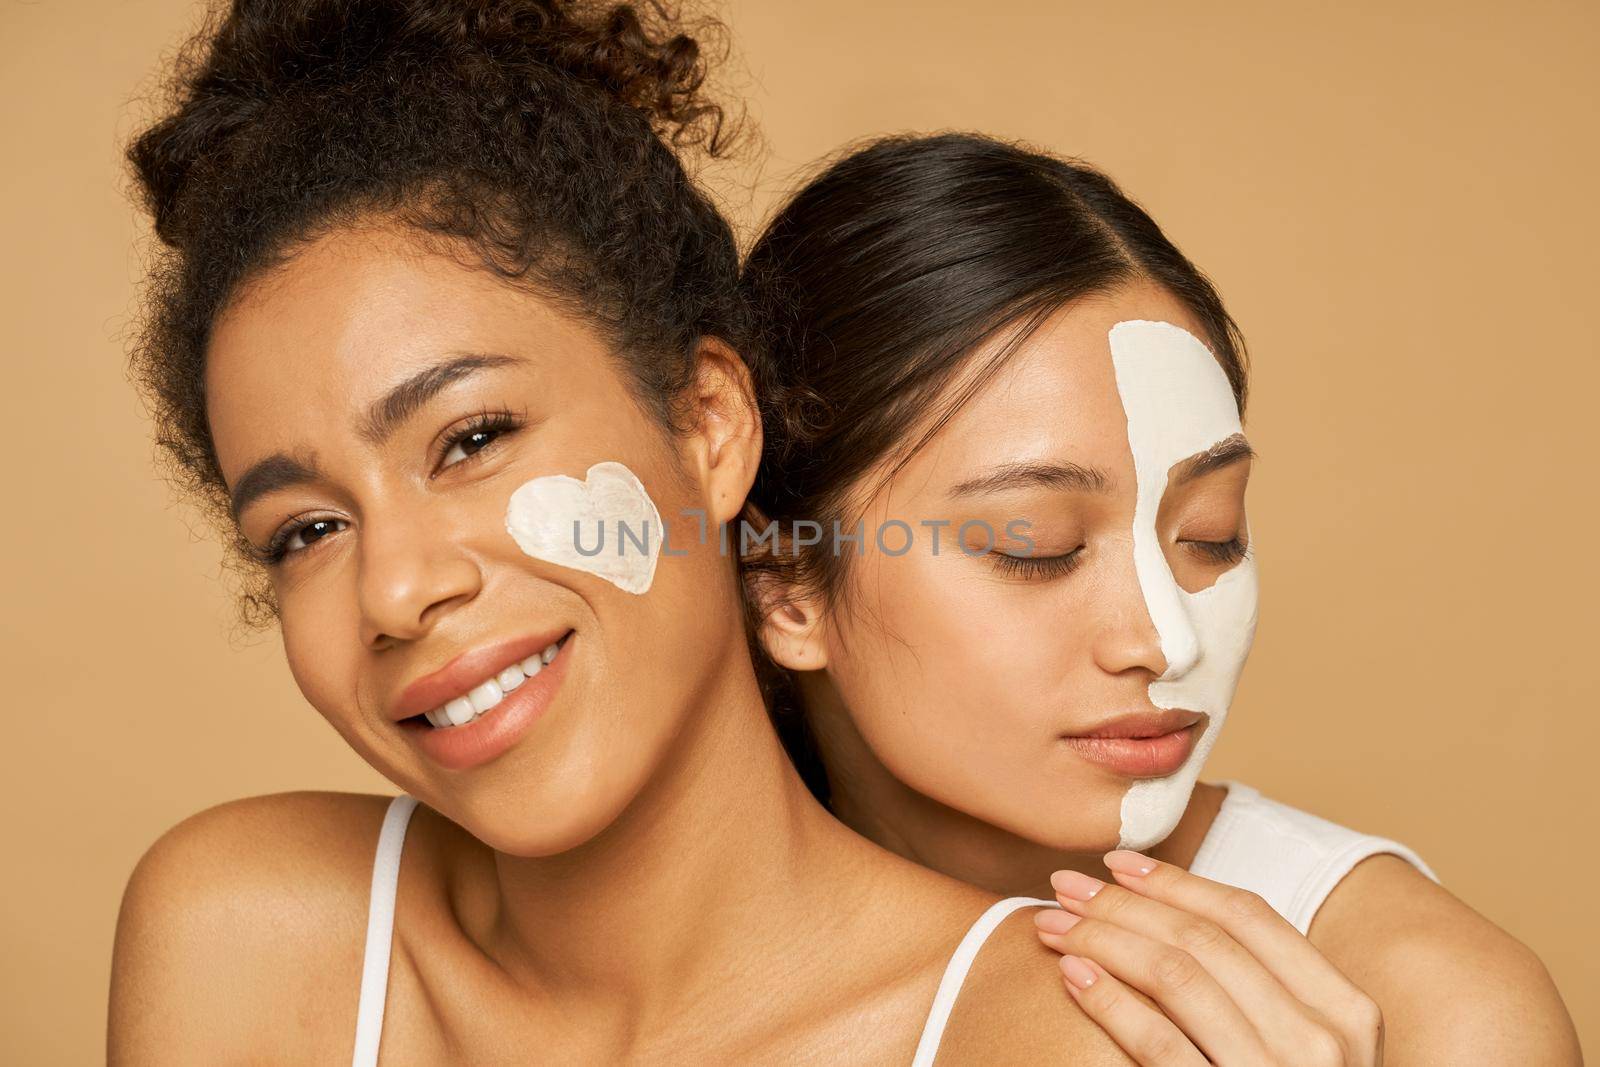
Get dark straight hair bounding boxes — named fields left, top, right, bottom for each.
left=738, top=132, right=1249, bottom=803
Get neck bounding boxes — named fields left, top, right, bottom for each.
left=478, top=644, right=870, bottom=1019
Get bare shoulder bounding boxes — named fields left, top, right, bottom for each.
left=108, top=791, right=400, bottom=1066
left=1312, top=854, right=1581, bottom=1064
left=932, top=903, right=1134, bottom=1066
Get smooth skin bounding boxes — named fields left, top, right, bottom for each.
left=107, top=223, right=1136, bottom=1065
left=756, top=281, right=1580, bottom=1063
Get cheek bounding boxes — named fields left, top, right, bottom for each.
left=1165, top=548, right=1226, bottom=596
left=279, top=604, right=359, bottom=724
left=505, top=461, right=663, bottom=595
left=822, top=559, right=957, bottom=738
left=829, top=558, right=1084, bottom=756
left=569, top=510, right=740, bottom=722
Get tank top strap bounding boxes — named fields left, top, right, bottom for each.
left=910, top=895, right=1060, bottom=1067
left=351, top=794, right=420, bottom=1067
left=1190, top=780, right=1438, bottom=935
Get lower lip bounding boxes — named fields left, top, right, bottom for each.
left=1060, top=724, right=1200, bottom=777
left=403, top=635, right=574, bottom=772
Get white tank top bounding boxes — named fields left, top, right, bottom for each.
left=1189, top=780, right=1438, bottom=934
left=348, top=795, right=1058, bottom=1067
left=350, top=783, right=1435, bottom=1063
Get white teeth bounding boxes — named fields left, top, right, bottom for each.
left=424, top=634, right=569, bottom=728
left=444, top=697, right=476, bottom=727
left=468, top=679, right=504, bottom=714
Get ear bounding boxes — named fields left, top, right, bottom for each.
left=754, top=580, right=830, bottom=672
left=682, top=336, right=762, bottom=527
left=742, top=508, right=830, bottom=671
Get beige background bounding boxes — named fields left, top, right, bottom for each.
left=3, top=0, right=1595, bottom=1061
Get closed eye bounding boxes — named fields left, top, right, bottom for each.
left=1182, top=536, right=1247, bottom=565
left=989, top=547, right=1086, bottom=580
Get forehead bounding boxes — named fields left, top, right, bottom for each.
left=209, top=227, right=515, bottom=390
left=913, top=281, right=1219, bottom=475
left=1111, top=319, right=1242, bottom=463
left=203, top=227, right=601, bottom=482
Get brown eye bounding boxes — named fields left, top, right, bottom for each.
left=439, top=414, right=516, bottom=470
left=441, top=427, right=499, bottom=468
left=260, top=517, right=349, bottom=565
left=294, top=519, right=339, bottom=548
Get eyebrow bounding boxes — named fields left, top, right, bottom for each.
left=357, top=352, right=522, bottom=446
left=227, top=352, right=522, bottom=522
left=948, top=460, right=1111, bottom=498
left=229, top=452, right=323, bottom=523
left=1171, top=433, right=1255, bottom=485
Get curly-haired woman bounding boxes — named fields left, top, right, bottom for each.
left=106, top=2, right=1132, bottom=1063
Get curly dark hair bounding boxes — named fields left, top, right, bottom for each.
left=125, top=0, right=746, bottom=627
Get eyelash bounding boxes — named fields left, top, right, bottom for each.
left=254, top=407, right=525, bottom=566
left=990, top=536, right=1247, bottom=582
left=990, top=548, right=1085, bottom=580
left=436, top=407, right=523, bottom=470
left=1184, top=536, right=1248, bottom=565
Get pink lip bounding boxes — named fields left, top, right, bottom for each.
left=399, top=633, right=575, bottom=772
left=1060, top=711, right=1206, bottom=778
left=390, top=631, right=569, bottom=723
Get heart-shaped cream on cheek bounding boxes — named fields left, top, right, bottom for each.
left=504, top=461, right=663, bottom=595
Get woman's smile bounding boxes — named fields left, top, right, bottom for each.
left=390, top=629, right=576, bottom=771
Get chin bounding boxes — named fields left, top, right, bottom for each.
left=1012, top=795, right=1126, bottom=855
left=1116, top=822, right=1178, bottom=853
left=1116, top=780, right=1197, bottom=851
left=456, top=789, right=627, bottom=857
left=1043, top=825, right=1127, bottom=855
left=412, top=757, right=638, bottom=857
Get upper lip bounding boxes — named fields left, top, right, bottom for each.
left=1064, top=709, right=1204, bottom=740
left=388, top=629, right=569, bottom=722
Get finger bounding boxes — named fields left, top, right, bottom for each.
left=1104, top=850, right=1375, bottom=1018
left=1051, top=869, right=1326, bottom=1055
left=1057, top=954, right=1210, bottom=1067
left=1036, top=909, right=1272, bottom=1065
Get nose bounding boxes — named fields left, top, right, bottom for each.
left=1093, top=548, right=1169, bottom=678
left=356, top=509, right=483, bottom=648
left=1138, top=551, right=1201, bottom=681
left=1092, top=541, right=1201, bottom=682
left=1152, top=596, right=1201, bottom=680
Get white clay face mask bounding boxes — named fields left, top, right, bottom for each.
left=1110, top=320, right=1259, bottom=850
left=504, top=461, right=662, bottom=594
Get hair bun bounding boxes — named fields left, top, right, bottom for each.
left=451, top=1, right=730, bottom=148
left=129, top=0, right=732, bottom=245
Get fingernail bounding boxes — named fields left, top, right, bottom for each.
left=1033, top=908, right=1081, bottom=934
left=1050, top=869, right=1105, bottom=902
left=1103, top=850, right=1157, bottom=876
left=1060, top=955, right=1098, bottom=990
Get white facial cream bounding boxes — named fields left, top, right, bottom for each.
left=1109, top=320, right=1259, bottom=850
left=504, top=461, right=663, bottom=594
